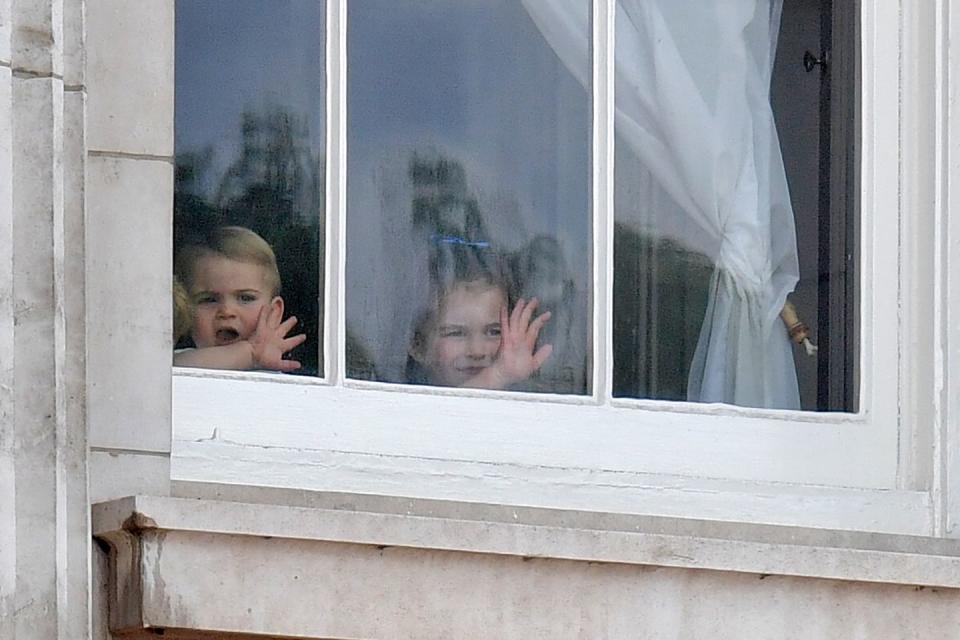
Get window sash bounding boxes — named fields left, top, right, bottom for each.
left=173, top=0, right=914, bottom=501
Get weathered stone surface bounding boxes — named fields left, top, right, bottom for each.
left=86, top=0, right=172, bottom=155
left=61, top=0, right=81, bottom=86
left=91, top=450, right=170, bottom=503
left=0, top=0, right=12, bottom=63
left=12, top=70, right=62, bottom=640
left=60, top=84, right=91, bottom=640
left=86, top=154, right=172, bottom=453
left=11, top=0, right=62, bottom=77
left=147, top=536, right=960, bottom=639
left=92, top=544, right=111, bottom=640
left=3, top=4, right=90, bottom=638
left=93, top=494, right=960, bottom=640
left=0, top=56, right=15, bottom=640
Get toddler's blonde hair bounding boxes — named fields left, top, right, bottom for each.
left=176, top=226, right=281, bottom=296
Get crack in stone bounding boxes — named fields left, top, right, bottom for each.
left=12, top=68, right=63, bottom=80
left=88, top=149, right=175, bottom=164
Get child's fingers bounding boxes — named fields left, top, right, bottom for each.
left=519, top=297, right=540, bottom=329
left=526, top=310, right=552, bottom=345
left=523, top=311, right=553, bottom=351
left=276, top=315, right=299, bottom=336
left=510, top=298, right=526, bottom=330
left=281, top=333, right=307, bottom=352
left=277, top=358, right=302, bottom=372
left=531, top=343, right=554, bottom=370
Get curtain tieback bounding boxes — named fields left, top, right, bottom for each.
left=780, top=300, right=818, bottom=357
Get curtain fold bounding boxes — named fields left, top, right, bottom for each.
left=522, top=0, right=800, bottom=409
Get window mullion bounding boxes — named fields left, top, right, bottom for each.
left=936, top=0, right=960, bottom=538
left=592, top=0, right=615, bottom=403
left=325, top=0, right=348, bottom=385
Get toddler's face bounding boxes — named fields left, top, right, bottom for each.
left=420, top=283, right=506, bottom=387
left=188, top=254, right=281, bottom=348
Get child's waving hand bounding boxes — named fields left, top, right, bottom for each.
left=486, top=297, right=554, bottom=388
left=248, top=305, right=307, bottom=372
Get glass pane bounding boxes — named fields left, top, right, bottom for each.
left=346, top=1, right=591, bottom=394
left=611, top=1, right=858, bottom=411
left=174, top=0, right=324, bottom=376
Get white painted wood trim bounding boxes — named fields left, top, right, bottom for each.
left=323, top=0, right=347, bottom=384
left=858, top=0, right=904, bottom=480
left=898, top=0, right=939, bottom=492
left=173, top=373, right=896, bottom=489
left=170, top=443, right=934, bottom=536
left=936, top=0, right=960, bottom=537
left=593, top=0, right=614, bottom=402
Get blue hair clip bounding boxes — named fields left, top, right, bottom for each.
left=430, top=233, right=491, bottom=249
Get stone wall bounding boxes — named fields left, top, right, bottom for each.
left=0, top=1, right=89, bottom=638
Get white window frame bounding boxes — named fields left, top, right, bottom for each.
left=171, top=0, right=955, bottom=537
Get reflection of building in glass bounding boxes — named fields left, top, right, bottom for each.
left=613, top=224, right=713, bottom=400
left=217, top=109, right=322, bottom=228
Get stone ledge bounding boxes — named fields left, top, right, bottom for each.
left=94, top=487, right=960, bottom=590
left=91, top=489, right=960, bottom=638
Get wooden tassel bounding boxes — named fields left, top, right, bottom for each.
left=780, top=300, right=818, bottom=356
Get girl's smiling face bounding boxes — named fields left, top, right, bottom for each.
left=416, top=282, right=507, bottom=387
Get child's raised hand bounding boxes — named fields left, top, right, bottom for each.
left=487, top=297, right=553, bottom=388
left=248, top=305, right=307, bottom=372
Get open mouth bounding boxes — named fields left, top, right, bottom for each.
left=215, top=328, right=240, bottom=345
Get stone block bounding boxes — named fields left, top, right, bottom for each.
left=0, top=69, right=11, bottom=399
left=92, top=543, right=112, bottom=640
left=60, top=86, right=87, bottom=494
left=90, top=450, right=170, bottom=503
left=62, top=88, right=85, bottom=385
left=12, top=76, right=62, bottom=232
left=86, top=154, right=172, bottom=453
left=62, top=0, right=83, bottom=87
left=0, top=450, right=13, bottom=638
left=12, top=79, right=61, bottom=440
left=11, top=0, right=62, bottom=77
left=86, top=0, right=173, bottom=156
left=0, top=0, right=11, bottom=64
left=60, top=90, right=92, bottom=640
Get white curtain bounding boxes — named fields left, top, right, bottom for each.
left=521, top=0, right=800, bottom=409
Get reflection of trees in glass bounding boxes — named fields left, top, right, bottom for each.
left=410, top=154, right=496, bottom=289
left=402, top=154, right=587, bottom=394
left=346, top=332, right=378, bottom=381
left=509, top=235, right=580, bottom=393
left=613, top=223, right=712, bottom=400
left=175, top=107, right=323, bottom=375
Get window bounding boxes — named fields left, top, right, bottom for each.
left=171, top=1, right=928, bottom=533
left=174, top=0, right=325, bottom=376
left=345, top=0, right=590, bottom=394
